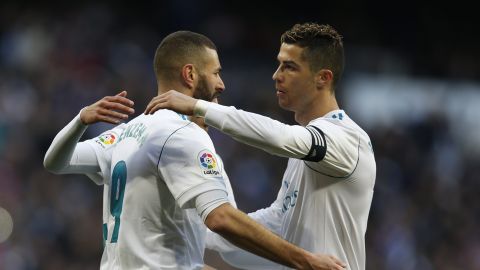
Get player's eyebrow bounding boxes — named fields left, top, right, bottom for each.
left=279, top=59, right=300, bottom=68
left=213, top=66, right=222, bottom=73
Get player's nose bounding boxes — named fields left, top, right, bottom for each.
left=217, top=79, right=225, bottom=93
left=272, top=66, right=281, bottom=81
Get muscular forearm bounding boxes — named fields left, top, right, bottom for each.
left=206, top=203, right=283, bottom=252
left=206, top=204, right=313, bottom=269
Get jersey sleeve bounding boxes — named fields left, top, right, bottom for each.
left=203, top=102, right=359, bottom=178
left=217, top=156, right=237, bottom=208
left=83, top=124, right=126, bottom=184
left=157, top=126, right=228, bottom=209
left=203, top=102, right=313, bottom=159
left=44, top=112, right=120, bottom=185
left=304, top=119, right=360, bottom=177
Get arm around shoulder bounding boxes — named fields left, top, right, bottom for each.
left=201, top=101, right=313, bottom=159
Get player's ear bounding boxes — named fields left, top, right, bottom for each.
left=181, top=64, right=196, bottom=89
left=315, top=69, right=333, bottom=89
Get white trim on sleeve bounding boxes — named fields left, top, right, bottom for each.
left=193, top=99, right=209, bottom=117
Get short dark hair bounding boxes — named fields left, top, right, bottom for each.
left=153, top=31, right=217, bottom=82
left=281, top=23, right=344, bottom=89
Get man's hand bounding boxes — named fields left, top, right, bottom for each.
left=144, top=90, right=197, bottom=116
left=80, top=90, right=135, bottom=125
left=306, top=253, right=346, bottom=270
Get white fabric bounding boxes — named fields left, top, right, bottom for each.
left=203, top=103, right=376, bottom=270
left=46, top=109, right=233, bottom=269
left=43, top=111, right=123, bottom=185
left=219, top=156, right=237, bottom=209
left=156, top=120, right=228, bottom=208
left=195, top=190, right=229, bottom=222
left=43, top=112, right=92, bottom=171
left=203, top=102, right=312, bottom=159
left=194, top=99, right=209, bottom=117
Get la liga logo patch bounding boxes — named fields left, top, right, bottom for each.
left=99, top=133, right=116, bottom=145
left=198, top=150, right=220, bottom=176
left=95, top=133, right=117, bottom=148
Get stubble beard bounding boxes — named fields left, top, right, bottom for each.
left=193, top=74, right=214, bottom=102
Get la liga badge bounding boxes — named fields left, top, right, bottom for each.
left=198, top=150, right=220, bottom=176
left=95, top=132, right=117, bottom=148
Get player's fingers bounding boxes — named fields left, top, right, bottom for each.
left=98, top=108, right=129, bottom=120
left=104, top=101, right=135, bottom=114
left=145, top=97, right=166, bottom=114
left=115, top=90, right=127, bottom=97
left=144, top=104, right=152, bottom=115
left=147, top=103, right=166, bottom=115
left=144, top=99, right=158, bottom=114
left=144, top=96, right=160, bottom=114
left=97, top=114, right=122, bottom=124
left=105, top=95, right=135, bottom=107
left=330, top=256, right=346, bottom=268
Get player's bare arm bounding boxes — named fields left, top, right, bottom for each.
left=205, top=203, right=346, bottom=270
left=81, top=90, right=135, bottom=125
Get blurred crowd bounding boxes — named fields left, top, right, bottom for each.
left=1, top=2, right=479, bottom=270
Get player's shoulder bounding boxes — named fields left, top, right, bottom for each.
left=90, top=123, right=127, bottom=150
left=113, top=110, right=196, bottom=150
left=160, top=123, right=215, bottom=165
left=310, top=110, right=349, bottom=127
left=170, top=120, right=212, bottom=145
left=143, top=109, right=194, bottom=133
left=145, top=109, right=212, bottom=145
left=309, top=110, right=369, bottom=139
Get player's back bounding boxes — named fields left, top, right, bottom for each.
left=99, top=109, right=210, bottom=270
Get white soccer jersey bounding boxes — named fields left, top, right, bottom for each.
left=81, top=110, right=230, bottom=270
left=201, top=103, right=376, bottom=270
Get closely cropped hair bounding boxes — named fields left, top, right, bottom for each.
left=281, top=23, right=344, bottom=89
left=154, top=31, right=217, bottom=82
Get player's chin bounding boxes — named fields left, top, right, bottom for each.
left=277, top=99, right=290, bottom=110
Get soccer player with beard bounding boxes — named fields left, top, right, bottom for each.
left=44, top=31, right=345, bottom=270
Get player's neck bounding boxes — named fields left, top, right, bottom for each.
left=157, top=82, right=193, bottom=97
left=294, top=93, right=339, bottom=126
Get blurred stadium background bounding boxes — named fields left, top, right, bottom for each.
left=0, top=1, right=479, bottom=269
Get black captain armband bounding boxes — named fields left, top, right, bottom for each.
left=302, top=126, right=327, bottom=162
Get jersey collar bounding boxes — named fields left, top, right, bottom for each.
left=323, top=110, right=345, bottom=120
